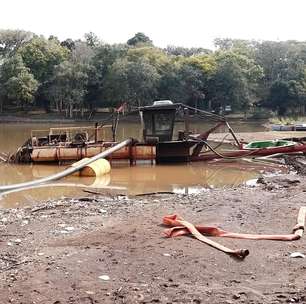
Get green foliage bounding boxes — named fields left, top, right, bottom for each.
left=18, top=37, right=69, bottom=82
left=47, top=60, right=89, bottom=117
left=104, top=57, right=160, bottom=107
left=127, top=32, right=153, bottom=47
left=60, top=38, right=75, bottom=51
left=269, top=116, right=302, bottom=125
left=250, top=107, right=274, bottom=119
left=174, top=59, right=210, bottom=107
left=84, top=32, right=100, bottom=48
left=165, top=46, right=211, bottom=57
left=0, top=55, right=38, bottom=107
left=5, top=72, right=38, bottom=106
left=209, top=51, right=263, bottom=112
left=265, top=79, right=306, bottom=115
left=2, top=30, right=306, bottom=116
left=0, top=29, right=34, bottom=58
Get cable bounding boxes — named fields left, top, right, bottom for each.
left=193, top=138, right=261, bottom=160
left=198, top=133, right=231, bottom=155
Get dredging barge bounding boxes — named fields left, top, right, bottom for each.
left=10, top=101, right=306, bottom=164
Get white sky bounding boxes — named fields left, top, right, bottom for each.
left=1, top=0, right=306, bottom=49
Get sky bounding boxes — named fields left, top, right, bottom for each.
left=1, top=0, right=306, bottom=49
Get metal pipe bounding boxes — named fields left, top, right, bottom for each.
left=0, top=138, right=133, bottom=192
left=184, top=107, right=190, bottom=138
left=177, top=103, right=226, bottom=122
left=225, top=121, right=240, bottom=147
left=94, top=122, right=98, bottom=143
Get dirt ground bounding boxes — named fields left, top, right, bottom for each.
left=1, top=174, right=306, bottom=304
left=209, top=131, right=306, bottom=143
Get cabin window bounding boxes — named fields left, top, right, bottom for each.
left=142, top=109, right=175, bottom=141
left=154, top=113, right=172, bottom=133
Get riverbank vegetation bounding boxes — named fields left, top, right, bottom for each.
left=1, top=30, right=306, bottom=118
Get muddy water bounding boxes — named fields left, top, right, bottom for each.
left=0, top=121, right=272, bottom=208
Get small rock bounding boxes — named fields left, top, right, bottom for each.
left=65, top=227, right=75, bottom=231
left=60, top=230, right=69, bottom=234
left=290, top=252, right=305, bottom=258
left=98, top=275, right=110, bottom=281
left=163, top=253, right=171, bottom=257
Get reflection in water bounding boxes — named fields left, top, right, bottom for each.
left=0, top=160, right=285, bottom=208
left=0, top=121, right=272, bottom=208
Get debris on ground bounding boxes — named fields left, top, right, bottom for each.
left=1, top=173, right=306, bottom=303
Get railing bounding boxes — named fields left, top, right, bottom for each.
left=30, top=125, right=114, bottom=146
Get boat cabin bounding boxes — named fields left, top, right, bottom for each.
left=140, top=100, right=176, bottom=143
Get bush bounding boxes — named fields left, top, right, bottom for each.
left=249, top=108, right=274, bottom=119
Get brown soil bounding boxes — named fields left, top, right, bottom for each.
left=1, top=175, right=306, bottom=304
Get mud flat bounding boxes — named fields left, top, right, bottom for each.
left=1, top=174, right=306, bottom=303
left=209, top=131, right=306, bottom=143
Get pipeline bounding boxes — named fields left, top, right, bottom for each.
left=0, top=138, right=133, bottom=192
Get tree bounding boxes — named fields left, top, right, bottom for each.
left=48, top=35, right=60, bottom=43
left=0, top=29, right=34, bottom=58
left=60, top=38, right=76, bottom=51
left=0, top=55, right=38, bottom=109
left=18, top=37, right=69, bottom=82
left=84, top=32, right=100, bottom=48
left=208, top=51, right=263, bottom=113
left=47, top=61, right=89, bottom=117
left=71, top=41, right=95, bottom=64
left=104, top=57, right=160, bottom=107
left=264, top=79, right=306, bottom=115
left=169, top=55, right=217, bottom=107
left=5, top=72, right=38, bottom=108
left=85, top=44, right=129, bottom=107
left=165, top=46, right=211, bottom=57
left=127, top=32, right=153, bottom=47
left=156, top=59, right=182, bottom=101
left=17, top=37, right=70, bottom=109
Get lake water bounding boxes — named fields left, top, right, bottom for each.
left=0, top=120, right=278, bottom=208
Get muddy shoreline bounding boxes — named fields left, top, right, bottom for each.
left=0, top=112, right=265, bottom=124
left=1, top=174, right=306, bottom=303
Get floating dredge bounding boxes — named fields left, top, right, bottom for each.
left=10, top=101, right=306, bottom=164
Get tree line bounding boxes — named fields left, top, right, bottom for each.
left=0, top=30, right=306, bottom=118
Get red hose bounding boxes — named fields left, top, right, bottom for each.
left=163, top=209, right=306, bottom=241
